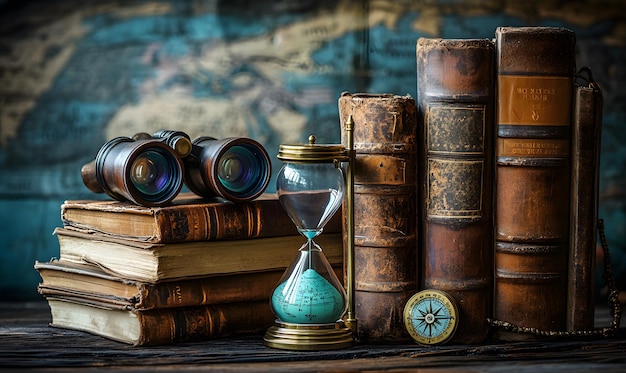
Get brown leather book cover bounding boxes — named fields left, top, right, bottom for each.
left=567, top=71, right=603, bottom=331
left=61, top=192, right=342, bottom=243
left=339, top=92, right=417, bottom=343
left=46, top=297, right=274, bottom=346
left=36, top=259, right=279, bottom=309
left=36, top=259, right=343, bottom=310
left=494, top=27, right=576, bottom=339
left=416, top=38, right=494, bottom=344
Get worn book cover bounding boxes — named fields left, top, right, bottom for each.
left=61, top=192, right=341, bottom=243
left=54, top=227, right=343, bottom=283
left=36, top=259, right=328, bottom=310
left=494, top=26, right=576, bottom=338
left=339, top=92, right=417, bottom=343
left=567, top=70, right=603, bottom=331
left=45, top=297, right=274, bottom=346
left=416, top=37, right=494, bottom=344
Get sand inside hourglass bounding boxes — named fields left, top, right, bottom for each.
left=278, top=189, right=342, bottom=237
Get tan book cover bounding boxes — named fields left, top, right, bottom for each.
left=54, top=227, right=343, bottom=283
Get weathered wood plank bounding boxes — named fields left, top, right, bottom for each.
left=1, top=301, right=625, bottom=371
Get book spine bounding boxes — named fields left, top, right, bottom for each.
left=155, top=200, right=298, bottom=242
left=416, top=38, right=494, bottom=344
left=60, top=197, right=340, bottom=243
left=567, top=79, right=603, bottom=331
left=136, top=301, right=275, bottom=346
left=56, top=227, right=344, bottom=283
left=494, top=27, right=576, bottom=337
left=137, top=271, right=283, bottom=309
left=339, top=93, right=417, bottom=343
left=136, top=266, right=344, bottom=310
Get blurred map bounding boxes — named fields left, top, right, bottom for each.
left=0, top=0, right=625, bottom=298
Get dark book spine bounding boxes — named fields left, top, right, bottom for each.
left=136, top=266, right=344, bottom=310
left=567, top=75, right=603, bottom=331
left=138, top=271, right=284, bottom=309
left=155, top=201, right=341, bottom=242
left=137, top=301, right=275, bottom=346
left=494, top=27, right=576, bottom=338
left=416, top=38, right=495, bottom=344
left=339, top=93, right=417, bottom=343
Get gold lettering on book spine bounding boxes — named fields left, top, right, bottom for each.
left=498, top=138, right=569, bottom=157
left=498, top=76, right=571, bottom=126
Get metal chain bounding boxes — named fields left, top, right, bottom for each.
left=488, top=219, right=622, bottom=338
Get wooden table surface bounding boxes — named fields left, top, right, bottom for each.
left=1, top=301, right=625, bottom=372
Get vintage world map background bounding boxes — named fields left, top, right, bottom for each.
left=1, top=0, right=625, bottom=300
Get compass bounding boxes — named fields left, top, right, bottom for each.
left=403, top=289, right=459, bottom=345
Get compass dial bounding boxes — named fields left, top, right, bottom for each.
left=403, top=289, right=458, bottom=345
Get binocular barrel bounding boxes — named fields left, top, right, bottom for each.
left=150, top=130, right=193, bottom=158
left=82, top=132, right=271, bottom=206
left=184, top=136, right=271, bottom=202
left=81, top=137, right=185, bottom=207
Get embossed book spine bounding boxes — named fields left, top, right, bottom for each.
left=47, top=298, right=275, bottom=346
left=61, top=193, right=340, bottom=243
left=339, top=92, right=417, bottom=342
left=416, top=38, right=494, bottom=344
left=567, top=74, right=603, bottom=331
left=494, top=27, right=576, bottom=338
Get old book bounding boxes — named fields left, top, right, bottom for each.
left=494, top=26, right=576, bottom=338
left=35, top=259, right=289, bottom=310
left=45, top=297, right=274, bottom=346
left=339, top=92, right=417, bottom=343
left=61, top=192, right=340, bottom=243
left=54, top=227, right=343, bottom=283
left=416, top=38, right=494, bottom=344
left=567, top=69, right=603, bottom=331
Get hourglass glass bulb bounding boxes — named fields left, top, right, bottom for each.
left=276, top=157, right=345, bottom=238
left=264, top=135, right=354, bottom=350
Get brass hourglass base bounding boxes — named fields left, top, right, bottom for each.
left=263, top=320, right=354, bottom=351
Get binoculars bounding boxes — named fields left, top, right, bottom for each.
left=81, top=130, right=271, bottom=207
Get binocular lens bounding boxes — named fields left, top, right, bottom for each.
left=186, top=137, right=271, bottom=202
left=130, top=150, right=177, bottom=199
left=81, top=137, right=184, bottom=207
left=217, top=145, right=265, bottom=194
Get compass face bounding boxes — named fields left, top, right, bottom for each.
left=403, top=289, right=458, bottom=345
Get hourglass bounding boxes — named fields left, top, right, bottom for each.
left=263, top=134, right=355, bottom=351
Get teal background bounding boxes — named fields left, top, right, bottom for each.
left=1, top=0, right=625, bottom=300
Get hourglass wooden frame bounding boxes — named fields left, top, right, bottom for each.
left=263, top=116, right=357, bottom=351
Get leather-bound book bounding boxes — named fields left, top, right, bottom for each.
left=567, top=70, right=603, bottom=331
left=494, top=27, right=576, bottom=339
left=46, top=297, right=274, bottom=346
left=61, top=192, right=341, bottom=243
left=35, top=259, right=343, bottom=310
left=54, top=227, right=343, bottom=283
left=416, top=38, right=494, bottom=344
left=339, top=92, right=417, bottom=343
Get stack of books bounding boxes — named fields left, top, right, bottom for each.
left=35, top=193, right=344, bottom=346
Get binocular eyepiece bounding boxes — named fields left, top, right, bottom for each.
left=81, top=131, right=271, bottom=207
